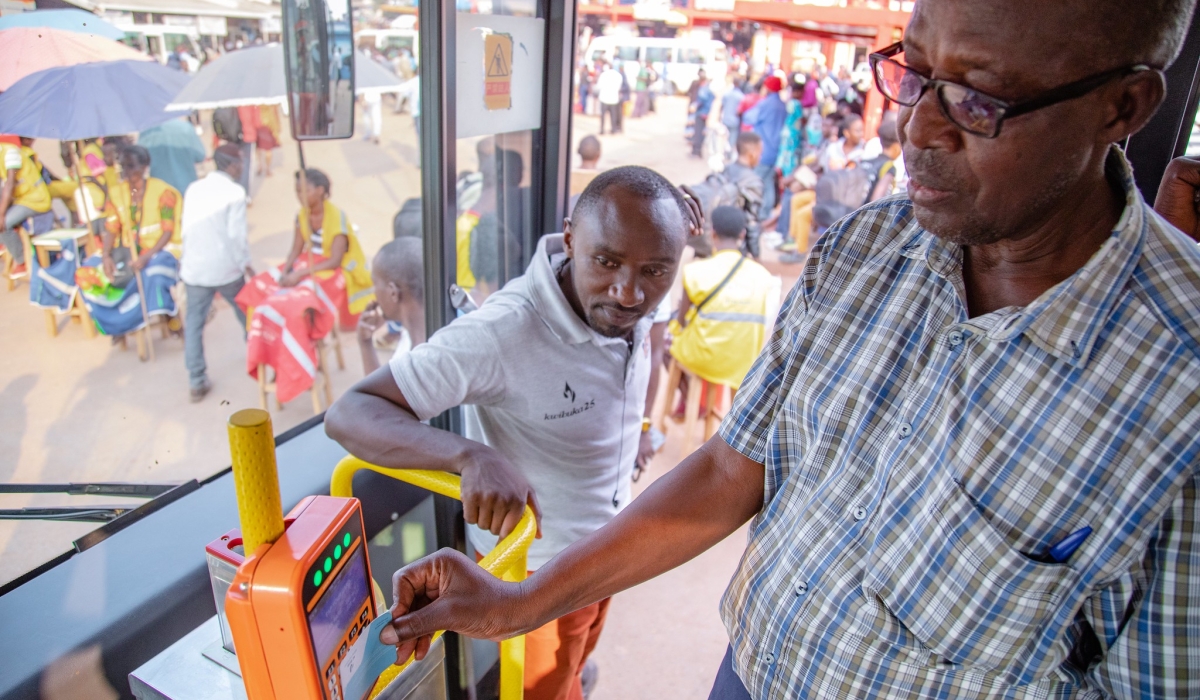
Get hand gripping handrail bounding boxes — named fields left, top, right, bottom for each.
left=330, top=456, right=535, bottom=700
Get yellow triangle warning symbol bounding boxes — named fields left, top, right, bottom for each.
left=487, top=44, right=510, bottom=78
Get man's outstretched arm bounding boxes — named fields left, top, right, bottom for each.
left=379, top=435, right=764, bottom=661
left=326, top=366, right=540, bottom=539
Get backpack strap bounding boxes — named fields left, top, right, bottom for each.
left=687, top=253, right=746, bottom=324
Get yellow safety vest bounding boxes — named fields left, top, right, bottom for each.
left=79, top=141, right=116, bottom=215
left=669, top=249, right=773, bottom=390
left=7, top=145, right=51, bottom=213
left=298, top=200, right=375, bottom=314
left=106, top=177, right=183, bottom=254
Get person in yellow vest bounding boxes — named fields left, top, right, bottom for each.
left=281, top=168, right=375, bottom=321
left=20, top=138, right=77, bottom=224
left=669, top=204, right=774, bottom=392
left=76, top=138, right=119, bottom=236
left=100, top=144, right=183, bottom=278
left=0, top=135, right=52, bottom=275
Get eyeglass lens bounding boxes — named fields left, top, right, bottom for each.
left=875, top=58, right=1001, bottom=136
left=938, top=83, right=1002, bottom=135
left=875, top=58, right=922, bottom=104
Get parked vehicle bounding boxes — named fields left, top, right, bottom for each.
left=583, top=35, right=728, bottom=94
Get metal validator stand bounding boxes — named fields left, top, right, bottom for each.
left=129, top=412, right=534, bottom=700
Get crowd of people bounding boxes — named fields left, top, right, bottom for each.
left=693, top=63, right=907, bottom=265
left=573, top=40, right=909, bottom=279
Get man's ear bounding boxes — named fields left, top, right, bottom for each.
left=387, top=280, right=402, bottom=302
left=1101, top=69, right=1167, bottom=144
left=563, top=218, right=575, bottom=258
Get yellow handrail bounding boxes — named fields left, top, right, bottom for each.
left=331, top=456, right=533, bottom=700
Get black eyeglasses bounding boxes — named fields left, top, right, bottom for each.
left=869, top=42, right=1154, bottom=138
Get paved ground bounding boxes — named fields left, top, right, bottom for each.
left=1, top=93, right=803, bottom=698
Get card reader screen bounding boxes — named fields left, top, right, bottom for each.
left=307, top=545, right=372, bottom=699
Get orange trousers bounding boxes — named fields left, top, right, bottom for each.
left=524, top=597, right=611, bottom=700
left=475, top=553, right=610, bottom=700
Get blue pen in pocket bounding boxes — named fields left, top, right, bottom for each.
left=1033, top=525, right=1092, bottom=564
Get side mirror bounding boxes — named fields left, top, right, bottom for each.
left=281, top=0, right=355, bottom=140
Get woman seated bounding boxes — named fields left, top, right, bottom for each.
left=280, top=168, right=374, bottom=326
left=101, top=144, right=182, bottom=270
left=75, top=144, right=181, bottom=337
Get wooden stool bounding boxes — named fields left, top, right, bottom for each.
left=257, top=335, right=335, bottom=415
left=650, top=359, right=730, bottom=457
left=1, top=248, right=13, bottom=291
left=328, top=325, right=345, bottom=371
left=21, top=228, right=97, bottom=339
left=4, top=214, right=61, bottom=291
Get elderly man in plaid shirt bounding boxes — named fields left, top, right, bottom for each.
left=378, top=1, right=1200, bottom=697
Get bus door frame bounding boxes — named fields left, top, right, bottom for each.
left=414, top=1, right=578, bottom=697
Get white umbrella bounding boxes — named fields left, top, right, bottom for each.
left=167, top=44, right=404, bottom=111
left=355, top=52, right=404, bottom=96
left=166, top=44, right=286, bottom=111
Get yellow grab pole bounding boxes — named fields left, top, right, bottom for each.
left=331, top=457, right=534, bottom=700
left=227, top=409, right=286, bottom=554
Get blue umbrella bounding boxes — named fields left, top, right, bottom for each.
left=0, top=60, right=190, bottom=141
left=0, top=9, right=125, bottom=40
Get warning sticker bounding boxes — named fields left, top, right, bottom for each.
left=484, top=32, right=513, bottom=110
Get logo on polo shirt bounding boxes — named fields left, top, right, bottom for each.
left=546, top=381, right=593, bottom=420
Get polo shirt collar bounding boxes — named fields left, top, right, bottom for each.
left=899, top=146, right=1145, bottom=368
left=525, top=233, right=607, bottom=346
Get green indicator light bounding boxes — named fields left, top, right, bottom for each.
left=324, top=557, right=332, bottom=573
left=334, top=544, right=343, bottom=560
left=313, top=570, right=323, bottom=587
left=344, top=532, right=351, bottom=548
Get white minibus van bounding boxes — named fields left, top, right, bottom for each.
left=583, top=36, right=728, bottom=94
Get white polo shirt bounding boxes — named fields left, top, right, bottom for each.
left=389, top=234, right=652, bottom=569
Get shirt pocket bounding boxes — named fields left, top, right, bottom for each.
left=861, top=473, right=1088, bottom=684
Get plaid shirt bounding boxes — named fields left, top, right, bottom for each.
left=720, top=151, right=1200, bottom=699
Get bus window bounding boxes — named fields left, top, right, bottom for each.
left=645, top=46, right=672, bottom=64
left=681, top=48, right=707, bottom=65
left=456, top=4, right=543, bottom=305
left=616, top=45, right=640, bottom=62
left=0, top=0, right=432, bottom=593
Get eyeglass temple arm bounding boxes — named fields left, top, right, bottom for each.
left=999, top=65, right=1154, bottom=120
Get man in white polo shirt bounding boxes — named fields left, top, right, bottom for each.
left=326, top=165, right=698, bottom=700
